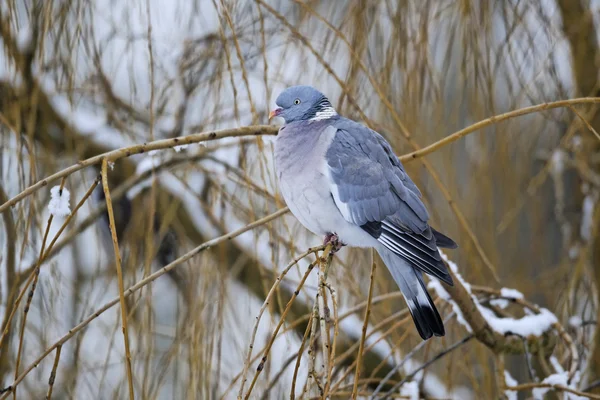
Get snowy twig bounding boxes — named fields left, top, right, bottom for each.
left=13, top=188, right=56, bottom=400
left=48, top=186, right=71, bottom=217
left=0, top=178, right=100, bottom=357
left=472, top=285, right=579, bottom=380
left=435, top=262, right=558, bottom=356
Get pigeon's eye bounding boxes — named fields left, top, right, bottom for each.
left=294, top=99, right=301, bottom=105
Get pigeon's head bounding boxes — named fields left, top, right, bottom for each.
left=270, top=85, right=338, bottom=123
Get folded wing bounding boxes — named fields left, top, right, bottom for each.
left=324, top=120, right=454, bottom=285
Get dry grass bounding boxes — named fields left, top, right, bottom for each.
left=2, top=1, right=600, bottom=399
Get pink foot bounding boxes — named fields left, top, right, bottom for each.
left=323, top=233, right=344, bottom=253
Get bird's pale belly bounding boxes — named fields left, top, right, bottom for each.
left=278, top=171, right=376, bottom=247
left=279, top=176, right=338, bottom=236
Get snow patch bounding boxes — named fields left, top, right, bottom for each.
left=581, top=195, right=596, bottom=241
left=500, top=288, right=524, bottom=300
left=550, top=149, right=566, bottom=174
left=174, top=144, right=189, bottom=152
left=569, top=245, right=580, bottom=259
left=490, top=288, right=524, bottom=309
left=48, top=186, right=71, bottom=217
left=480, top=307, right=557, bottom=336
left=568, top=315, right=582, bottom=328
left=17, top=26, right=33, bottom=52
left=532, top=372, right=586, bottom=400
left=504, top=370, right=518, bottom=400
left=433, top=252, right=556, bottom=337
left=136, top=153, right=163, bottom=175
left=399, top=381, right=419, bottom=400
left=490, top=298, right=510, bottom=309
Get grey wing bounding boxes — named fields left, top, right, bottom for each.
left=325, top=124, right=428, bottom=232
left=325, top=123, right=452, bottom=285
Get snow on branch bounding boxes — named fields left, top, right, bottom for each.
left=428, top=252, right=567, bottom=357
left=47, top=186, right=70, bottom=217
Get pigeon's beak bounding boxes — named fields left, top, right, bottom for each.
left=269, top=108, right=282, bottom=120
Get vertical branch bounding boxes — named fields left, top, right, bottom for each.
left=290, top=317, right=311, bottom=400
left=317, top=252, right=331, bottom=386
left=0, top=185, right=17, bottom=381
left=305, top=301, right=322, bottom=398
left=351, top=256, right=376, bottom=399
left=101, top=159, right=134, bottom=400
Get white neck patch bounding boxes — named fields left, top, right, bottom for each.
left=310, top=106, right=338, bottom=121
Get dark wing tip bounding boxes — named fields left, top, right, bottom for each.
left=442, top=274, right=454, bottom=287
left=431, top=227, right=458, bottom=249
left=406, top=298, right=445, bottom=340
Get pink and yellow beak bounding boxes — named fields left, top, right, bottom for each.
left=269, top=108, right=282, bottom=120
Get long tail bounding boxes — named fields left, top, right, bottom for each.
left=377, top=246, right=444, bottom=340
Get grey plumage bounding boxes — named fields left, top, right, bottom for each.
left=272, top=85, right=457, bottom=340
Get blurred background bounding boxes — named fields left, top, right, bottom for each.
left=1, top=0, right=600, bottom=399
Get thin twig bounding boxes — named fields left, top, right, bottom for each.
left=322, top=282, right=339, bottom=398
left=291, top=312, right=313, bottom=400
left=507, top=382, right=600, bottom=399
left=101, top=159, right=134, bottom=399
left=305, top=301, right=323, bottom=398
left=569, top=105, right=600, bottom=142
left=45, top=345, right=62, bottom=400
left=352, top=258, right=377, bottom=399
left=399, top=98, right=600, bottom=162
left=13, top=213, right=53, bottom=400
